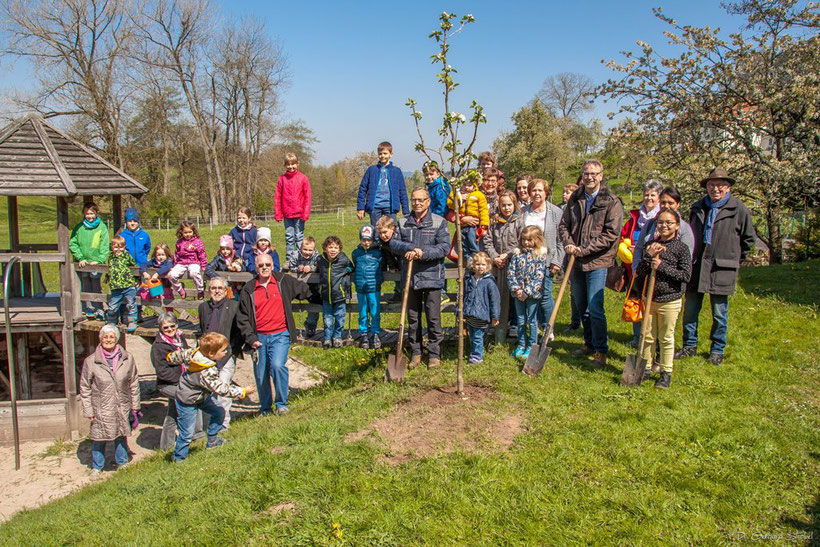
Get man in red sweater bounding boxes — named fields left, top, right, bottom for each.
left=236, top=254, right=310, bottom=415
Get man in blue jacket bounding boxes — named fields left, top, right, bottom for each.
left=389, top=187, right=451, bottom=369
left=356, top=141, right=410, bottom=226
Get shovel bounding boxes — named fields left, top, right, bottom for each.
left=523, top=255, right=575, bottom=376
left=386, top=260, right=414, bottom=382
left=621, top=267, right=657, bottom=386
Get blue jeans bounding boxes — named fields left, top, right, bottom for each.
left=284, top=218, right=305, bottom=263
left=91, top=437, right=128, bottom=470
left=514, top=298, right=539, bottom=350
left=569, top=265, right=609, bottom=353
left=304, top=310, right=319, bottom=332
left=369, top=209, right=397, bottom=228
left=323, top=301, right=346, bottom=341
left=173, top=395, right=225, bottom=461
left=467, top=324, right=487, bottom=361
left=537, top=274, right=555, bottom=328
left=252, top=330, right=291, bottom=414
left=462, top=226, right=479, bottom=259
left=569, top=290, right=581, bottom=328
left=107, top=286, right=137, bottom=324
left=80, top=271, right=103, bottom=314
left=682, top=291, right=729, bottom=355
left=357, top=291, right=381, bottom=335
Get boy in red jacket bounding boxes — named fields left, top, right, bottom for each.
left=275, top=152, right=312, bottom=263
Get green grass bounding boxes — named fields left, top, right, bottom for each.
left=0, top=260, right=817, bottom=544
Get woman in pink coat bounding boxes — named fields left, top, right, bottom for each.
left=275, top=152, right=312, bottom=263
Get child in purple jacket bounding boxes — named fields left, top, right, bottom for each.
left=168, top=221, right=207, bottom=299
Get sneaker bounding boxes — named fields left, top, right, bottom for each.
left=674, top=346, right=697, bottom=359
left=428, top=357, right=441, bottom=369
left=519, top=349, right=531, bottom=361
left=127, top=322, right=137, bottom=333
left=590, top=352, right=608, bottom=367
left=322, top=340, right=331, bottom=350
left=572, top=346, right=594, bottom=357
left=468, top=357, right=482, bottom=365
left=305, top=328, right=316, bottom=338
left=206, top=436, right=229, bottom=449
left=507, top=326, right=518, bottom=338
left=708, top=353, right=724, bottom=366
left=563, top=324, right=580, bottom=334
left=512, top=346, right=525, bottom=359
left=332, top=338, right=343, bottom=348
left=654, top=371, right=672, bottom=388
left=372, top=334, right=381, bottom=349
left=90, top=468, right=102, bottom=477
left=642, top=369, right=652, bottom=382
left=95, top=309, right=106, bottom=321
left=277, top=407, right=290, bottom=416
left=85, top=311, right=96, bottom=320
left=360, top=337, right=370, bottom=350
left=409, top=354, right=422, bottom=369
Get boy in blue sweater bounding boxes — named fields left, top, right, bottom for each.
left=120, top=208, right=151, bottom=269
left=463, top=251, right=500, bottom=364
left=351, top=226, right=384, bottom=349
left=356, top=141, right=410, bottom=226
left=423, top=161, right=450, bottom=218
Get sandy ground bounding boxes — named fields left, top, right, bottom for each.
left=0, top=334, right=326, bottom=522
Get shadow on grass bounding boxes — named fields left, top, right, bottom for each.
left=738, top=260, right=820, bottom=310
left=781, top=452, right=820, bottom=542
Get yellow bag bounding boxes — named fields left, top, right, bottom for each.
left=618, top=238, right=633, bottom=264
left=621, top=273, right=646, bottom=323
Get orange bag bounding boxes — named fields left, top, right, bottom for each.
left=621, top=273, right=646, bottom=323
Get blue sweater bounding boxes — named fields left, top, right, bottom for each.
left=463, top=272, right=501, bottom=323
left=121, top=227, right=151, bottom=269
left=357, top=162, right=410, bottom=215
left=426, top=177, right=451, bottom=218
left=351, top=245, right=384, bottom=293
left=229, top=225, right=258, bottom=269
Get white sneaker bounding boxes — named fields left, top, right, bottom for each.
left=90, top=468, right=102, bottom=477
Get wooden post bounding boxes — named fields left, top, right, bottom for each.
left=112, top=195, right=122, bottom=234
left=454, top=192, right=464, bottom=396
left=57, top=197, right=80, bottom=437
left=7, top=197, right=21, bottom=298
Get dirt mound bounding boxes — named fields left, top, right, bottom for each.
left=346, top=384, right=524, bottom=465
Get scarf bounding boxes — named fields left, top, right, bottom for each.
left=637, top=204, right=659, bottom=230
left=99, top=345, right=122, bottom=373
left=83, top=217, right=101, bottom=230
left=235, top=222, right=253, bottom=232
left=160, top=331, right=184, bottom=349
left=703, top=193, right=730, bottom=244
left=207, top=297, right=227, bottom=333
left=492, top=210, right=518, bottom=225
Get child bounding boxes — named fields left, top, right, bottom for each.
left=250, top=227, right=281, bottom=274
left=288, top=237, right=321, bottom=337
left=375, top=215, right=401, bottom=299
left=317, top=236, right=352, bottom=349
left=463, top=252, right=501, bottom=364
left=141, top=243, right=175, bottom=307
left=507, top=225, right=548, bottom=360
left=69, top=201, right=110, bottom=319
left=481, top=168, right=501, bottom=218
left=447, top=171, right=489, bottom=259
left=275, top=153, right=312, bottom=262
left=206, top=235, right=244, bottom=279
left=483, top=190, right=521, bottom=337
left=478, top=151, right=506, bottom=186
left=423, top=160, right=451, bottom=218
left=561, top=182, right=579, bottom=210
left=106, top=235, right=138, bottom=332
left=351, top=226, right=384, bottom=349
left=356, top=141, right=410, bottom=226
left=120, top=207, right=151, bottom=269
left=230, top=207, right=257, bottom=272
left=168, top=332, right=256, bottom=462
left=515, top=174, right=532, bottom=209
left=169, top=221, right=207, bottom=299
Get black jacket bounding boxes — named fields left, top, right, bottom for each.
left=316, top=252, right=353, bottom=304
left=236, top=272, right=311, bottom=346
left=150, top=335, right=189, bottom=389
left=389, top=211, right=451, bottom=290
left=634, top=237, right=692, bottom=302
left=688, top=194, right=756, bottom=295
left=197, top=298, right=242, bottom=363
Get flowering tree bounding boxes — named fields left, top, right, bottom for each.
left=406, top=12, right=486, bottom=394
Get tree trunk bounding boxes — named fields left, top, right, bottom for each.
left=766, top=202, right=783, bottom=264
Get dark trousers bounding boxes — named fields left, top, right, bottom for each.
left=406, top=288, right=443, bottom=358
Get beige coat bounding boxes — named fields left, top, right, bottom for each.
left=79, top=346, right=140, bottom=441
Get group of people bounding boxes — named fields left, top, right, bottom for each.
left=76, top=140, right=757, bottom=471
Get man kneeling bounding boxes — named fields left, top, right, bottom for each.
left=170, top=332, right=256, bottom=462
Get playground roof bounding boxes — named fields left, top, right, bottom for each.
left=0, top=113, right=148, bottom=197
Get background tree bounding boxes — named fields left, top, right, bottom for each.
left=537, top=72, right=594, bottom=120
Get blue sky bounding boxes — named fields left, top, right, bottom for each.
left=0, top=0, right=743, bottom=169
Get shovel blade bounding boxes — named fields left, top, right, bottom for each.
left=523, top=343, right=552, bottom=376
left=621, top=354, right=646, bottom=386
left=386, top=355, right=406, bottom=382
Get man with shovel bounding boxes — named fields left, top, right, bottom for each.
left=559, top=159, right=624, bottom=367
left=389, top=187, right=451, bottom=369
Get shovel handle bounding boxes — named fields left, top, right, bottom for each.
left=635, top=268, right=657, bottom=359
left=395, top=260, right=414, bottom=354
left=546, top=255, right=575, bottom=337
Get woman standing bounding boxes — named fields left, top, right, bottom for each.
left=79, top=324, right=140, bottom=475
left=633, top=210, right=692, bottom=388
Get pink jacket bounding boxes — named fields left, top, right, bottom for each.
left=175, top=237, right=207, bottom=268
left=275, top=170, right=312, bottom=222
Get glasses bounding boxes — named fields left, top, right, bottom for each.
left=582, top=171, right=602, bottom=177
left=210, top=286, right=226, bottom=291
left=258, top=263, right=273, bottom=269
left=160, top=324, right=177, bottom=331
left=656, top=221, right=678, bottom=226
left=410, top=198, right=429, bottom=203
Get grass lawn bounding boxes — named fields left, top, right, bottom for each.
left=0, top=258, right=817, bottom=543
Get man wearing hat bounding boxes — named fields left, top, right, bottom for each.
left=676, top=168, right=756, bottom=365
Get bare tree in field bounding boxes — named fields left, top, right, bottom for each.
left=537, top=72, right=595, bottom=120
left=134, top=0, right=227, bottom=223
left=0, top=0, right=136, bottom=167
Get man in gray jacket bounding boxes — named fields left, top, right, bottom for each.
left=676, top=168, right=756, bottom=366
left=389, top=187, right=451, bottom=369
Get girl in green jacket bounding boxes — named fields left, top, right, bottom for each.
left=69, top=202, right=110, bottom=319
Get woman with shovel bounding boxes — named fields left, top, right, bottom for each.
left=632, top=209, right=692, bottom=388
